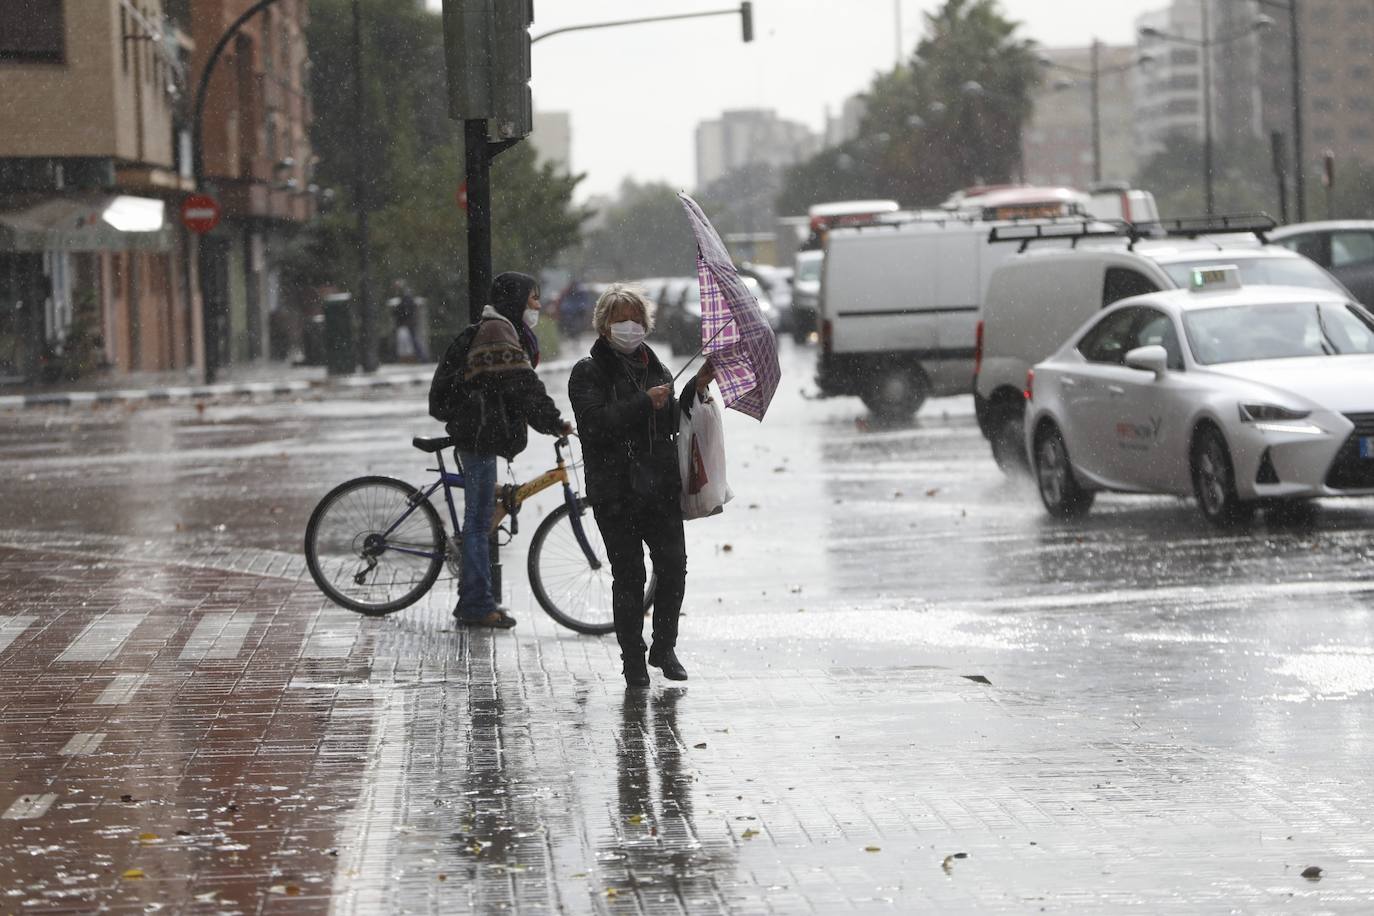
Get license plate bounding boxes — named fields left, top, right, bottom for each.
left=1362, top=437, right=1374, bottom=459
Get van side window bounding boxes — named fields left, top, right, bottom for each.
left=1102, top=268, right=1159, bottom=307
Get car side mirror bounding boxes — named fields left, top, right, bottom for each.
left=1124, top=344, right=1168, bottom=377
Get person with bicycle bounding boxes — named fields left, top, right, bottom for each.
left=568, top=284, right=713, bottom=686
left=432, top=271, right=572, bottom=629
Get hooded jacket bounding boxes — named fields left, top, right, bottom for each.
left=568, top=336, right=696, bottom=505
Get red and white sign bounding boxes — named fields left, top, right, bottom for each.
left=181, top=194, right=222, bottom=234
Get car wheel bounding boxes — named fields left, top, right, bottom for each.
left=1191, top=426, right=1252, bottom=527
left=859, top=368, right=928, bottom=420
left=989, top=404, right=1029, bottom=476
left=1034, top=423, right=1094, bottom=518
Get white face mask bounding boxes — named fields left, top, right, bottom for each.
left=608, top=320, right=646, bottom=353
left=522, top=308, right=540, bottom=329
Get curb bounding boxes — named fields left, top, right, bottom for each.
left=0, top=358, right=578, bottom=411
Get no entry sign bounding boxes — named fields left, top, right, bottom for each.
left=181, top=194, right=222, bottom=234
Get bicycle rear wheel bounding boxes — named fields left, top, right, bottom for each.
left=527, top=497, right=656, bottom=635
left=304, top=476, right=445, bottom=616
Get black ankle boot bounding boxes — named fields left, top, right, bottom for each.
left=622, top=654, right=650, bottom=688
left=648, top=646, right=688, bottom=681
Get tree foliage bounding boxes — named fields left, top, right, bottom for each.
left=1134, top=133, right=1374, bottom=222
left=568, top=180, right=697, bottom=281
left=290, top=0, right=587, bottom=334
left=777, top=0, right=1040, bottom=214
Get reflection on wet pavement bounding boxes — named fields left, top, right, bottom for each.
left=2, top=341, right=1373, bottom=912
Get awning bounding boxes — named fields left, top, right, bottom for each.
left=0, top=194, right=174, bottom=252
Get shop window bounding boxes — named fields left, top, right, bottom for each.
left=0, top=0, right=65, bottom=63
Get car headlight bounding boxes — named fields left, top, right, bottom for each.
left=1238, top=403, right=1310, bottom=422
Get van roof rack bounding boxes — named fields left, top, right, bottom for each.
left=987, top=219, right=1130, bottom=252
left=1155, top=213, right=1276, bottom=242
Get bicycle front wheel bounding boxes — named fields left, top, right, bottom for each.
left=304, top=476, right=445, bottom=616
left=528, top=497, right=656, bottom=635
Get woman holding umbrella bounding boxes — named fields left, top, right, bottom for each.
left=568, top=284, right=713, bottom=687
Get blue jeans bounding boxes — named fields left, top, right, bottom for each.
left=456, top=451, right=498, bottom=620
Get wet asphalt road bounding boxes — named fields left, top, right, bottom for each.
left=1, top=337, right=1373, bottom=914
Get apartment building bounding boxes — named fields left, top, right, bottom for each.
left=0, top=0, right=313, bottom=386
left=0, top=0, right=195, bottom=382
left=695, top=109, right=818, bottom=190
left=191, top=0, right=314, bottom=370
left=1258, top=0, right=1374, bottom=186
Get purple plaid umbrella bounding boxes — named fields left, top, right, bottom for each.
left=676, top=192, right=781, bottom=422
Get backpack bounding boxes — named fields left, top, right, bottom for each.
left=427, top=323, right=481, bottom=422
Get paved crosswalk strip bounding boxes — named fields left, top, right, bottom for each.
left=59, top=733, right=106, bottom=756
left=178, top=612, right=256, bottom=661
left=3, top=794, right=57, bottom=820
left=57, top=614, right=145, bottom=662
left=302, top=621, right=358, bottom=659
left=95, top=673, right=148, bottom=705
left=0, top=615, right=36, bottom=654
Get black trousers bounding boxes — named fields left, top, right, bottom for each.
left=591, top=496, right=687, bottom=659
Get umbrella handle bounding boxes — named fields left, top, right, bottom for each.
left=672, top=316, right=734, bottom=383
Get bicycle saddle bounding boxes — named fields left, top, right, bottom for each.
left=411, top=436, right=454, bottom=453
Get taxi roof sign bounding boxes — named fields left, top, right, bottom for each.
left=1188, top=264, right=1242, bottom=292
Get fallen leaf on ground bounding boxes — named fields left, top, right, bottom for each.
left=1301, top=866, right=1323, bottom=880
left=139, top=833, right=159, bottom=844
left=865, top=846, right=881, bottom=853
left=122, top=868, right=145, bottom=879
left=742, top=828, right=759, bottom=839
left=693, top=742, right=707, bottom=749
left=627, top=814, right=644, bottom=825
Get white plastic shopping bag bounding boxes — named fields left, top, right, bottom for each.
left=678, top=388, right=733, bottom=519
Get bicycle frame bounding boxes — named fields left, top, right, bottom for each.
left=376, top=438, right=603, bottom=569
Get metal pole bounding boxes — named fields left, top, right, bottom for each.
left=1289, top=0, right=1305, bottom=221
left=191, top=0, right=286, bottom=384
left=532, top=7, right=744, bottom=44
left=351, top=0, right=376, bottom=373
left=1271, top=129, right=1289, bottom=224
left=1090, top=39, right=1102, bottom=185
left=1201, top=0, right=1215, bottom=217
left=465, top=119, right=492, bottom=325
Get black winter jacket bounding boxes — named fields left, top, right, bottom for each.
left=568, top=337, right=695, bottom=505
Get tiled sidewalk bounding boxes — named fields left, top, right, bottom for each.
left=3, top=540, right=1372, bottom=914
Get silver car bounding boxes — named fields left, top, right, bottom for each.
left=1025, top=270, right=1374, bottom=525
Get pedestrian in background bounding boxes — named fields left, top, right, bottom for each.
left=430, top=271, right=571, bottom=629
left=568, top=284, right=713, bottom=686
left=392, top=279, right=427, bottom=362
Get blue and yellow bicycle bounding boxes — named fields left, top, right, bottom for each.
left=303, top=435, right=654, bottom=634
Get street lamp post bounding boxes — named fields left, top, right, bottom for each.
left=1139, top=7, right=1272, bottom=217
left=1251, top=0, right=1304, bottom=220
left=1039, top=40, right=1156, bottom=186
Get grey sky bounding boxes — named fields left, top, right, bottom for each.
left=431, top=1, right=1168, bottom=198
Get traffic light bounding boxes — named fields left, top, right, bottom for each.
left=741, top=2, right=753, bottom=43
left=441, top=0, right=491, bottom=122
left=490, top=0, right=533, bottom=140
left=441, top=0, right=533, bottom=140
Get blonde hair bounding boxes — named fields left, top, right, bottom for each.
left=592, top=283, right=655, bottom=336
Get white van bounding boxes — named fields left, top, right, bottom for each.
left=814, top=217, right=1032, bottom=417
left=973, top=226, right=1354, bottom=470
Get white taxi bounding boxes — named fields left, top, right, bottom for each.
left=1025, top=266, right=1374, bottom=524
